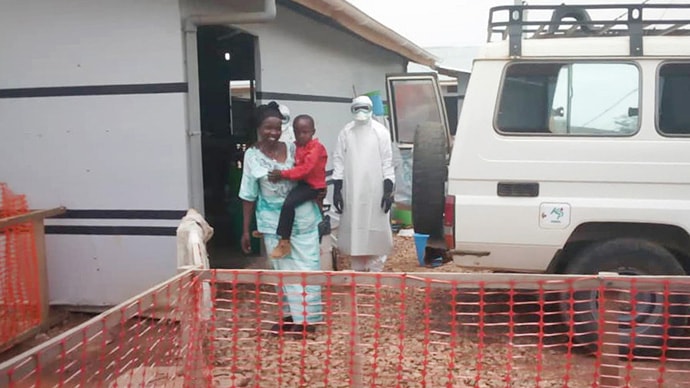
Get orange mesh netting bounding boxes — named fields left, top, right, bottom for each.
left=2, top=270, right=690, bottom=387
left=0, top=183, right=41, bottom=350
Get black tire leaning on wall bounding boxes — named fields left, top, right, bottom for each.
left=561, top=238, right=688, bottom=357
left=411, top=122, right=448, bottom=249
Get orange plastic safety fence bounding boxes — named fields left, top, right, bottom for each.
left=2, top=270, right=690, bottom=387
left=0, top=184, right=41, bottom=350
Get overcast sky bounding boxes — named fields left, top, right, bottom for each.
left=345, top=0, right=508, bottom=47
left=345, top=0, right=684, bottom=48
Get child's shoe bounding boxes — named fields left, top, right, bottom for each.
left=270, top=239, right=291, bottom=259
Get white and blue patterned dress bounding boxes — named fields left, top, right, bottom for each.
left=239, top=142, right=322, bottom=324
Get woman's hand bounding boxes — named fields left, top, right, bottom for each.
left=241, top=231, right=252, bottom=254
left=268, top=170, right=282, bottom=183
left=241, top=201, right=255, bottom=254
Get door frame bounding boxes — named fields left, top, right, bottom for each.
left=183, top=24, right=261, bottom=215
left=184, top=24, right=205, bottom=214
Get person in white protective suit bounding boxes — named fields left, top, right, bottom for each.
left=278, top=103, right=295, bottom=143
left=332, top=96, right=395, bottom=272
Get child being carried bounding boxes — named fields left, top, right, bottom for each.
left=268, top=114, right=328, bottom=259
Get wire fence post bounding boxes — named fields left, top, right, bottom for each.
left=344, top=273, right=363, bottom=388
left=598, top=272, right=621, bottom=387
left=177, top=267, right=205, bottom=386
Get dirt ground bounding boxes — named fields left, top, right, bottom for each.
left=0, top=308, right=94, bottom=363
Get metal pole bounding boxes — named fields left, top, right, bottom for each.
left=344, top=282, right=363, bottom=387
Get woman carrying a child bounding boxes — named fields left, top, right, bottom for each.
left=239, top=101, right=323, bottom=335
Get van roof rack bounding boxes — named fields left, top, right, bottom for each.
left=488, top=3, right=690, bottom=57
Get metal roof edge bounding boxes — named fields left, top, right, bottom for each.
left=289, top=0, right=438, bottom=67
left=434, top=65, right=471, bottom=77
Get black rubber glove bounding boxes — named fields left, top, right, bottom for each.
left=333, top=180, right=344, bottom=214
left=381, top=179, right=394, bottom=213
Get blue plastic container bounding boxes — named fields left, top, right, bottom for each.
left=413, top=233, right=430, bottom=266
left=366, top=91, right=385, bottom=116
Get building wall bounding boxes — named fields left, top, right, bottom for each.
left=238, top=3, right=407, bottom=169
left=0, top=0, right=406, bottom=306
left=0, top=0, right=188, bottom=306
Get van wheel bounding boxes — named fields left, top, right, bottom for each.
left=561, top=238, right=688, bottom=356
left=411, top=122, right=447, bottom=246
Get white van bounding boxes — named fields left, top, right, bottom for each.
left=386, top=3, right=690, bottom=355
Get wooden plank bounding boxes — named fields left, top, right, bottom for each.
left=0, top=207, right=66, bottom=229
left=204, top=270, right=690, bottom=292
left=32, top=220, right=49, bottom=332
left=598, top=288, right=621, bottom=387
left=344, top=284, right=363, bottom=388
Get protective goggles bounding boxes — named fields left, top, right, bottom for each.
left=350, top=104, right=372, bottom=114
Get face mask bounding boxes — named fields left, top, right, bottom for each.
left=351, top=104, right=372, bottom=122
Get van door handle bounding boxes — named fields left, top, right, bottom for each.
left=497, top=182, right=539, bottom=197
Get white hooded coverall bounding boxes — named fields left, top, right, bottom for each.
left=332, top=110, right=395, bottom=272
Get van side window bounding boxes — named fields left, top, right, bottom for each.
left=658, top=63, right=690, bottom=136
left=496, top=63, right=640, bottom=136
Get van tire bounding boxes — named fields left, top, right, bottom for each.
left=412, top=122, right=447, bottom=246
left=561, top=238, right=688, bottom=356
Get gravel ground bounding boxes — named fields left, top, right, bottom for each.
left=212, top=285, right=596, bottom=387
left=213, top=234, right=690, bottom=387
left=337, top=232, right=489, bottom=274
left=212, top=282, right=690, bottom=388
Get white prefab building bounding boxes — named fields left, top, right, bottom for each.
left=0, top=0, right=436, bottom=308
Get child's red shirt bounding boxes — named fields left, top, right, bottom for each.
left=280, top=139, right=328, bottom=189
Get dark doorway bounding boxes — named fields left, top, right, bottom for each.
left=197, top=25, right=260, bottom=268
